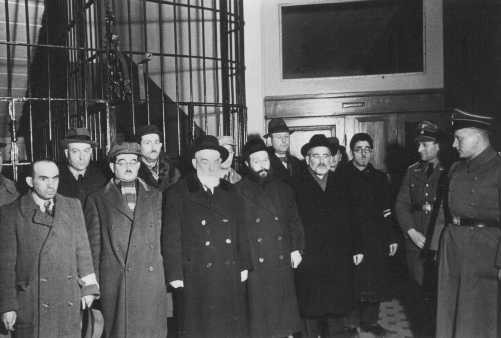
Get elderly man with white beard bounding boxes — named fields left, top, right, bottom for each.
left=163, top=135, right=251, bottom=338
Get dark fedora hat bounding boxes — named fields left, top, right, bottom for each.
left=192, top=135, right=229, bottom=161
left=135, top=124, right=162, bottom=142
left=451, top=108, right=495, bottom=131
left=264, top=118, right=294, bottom=138
left=415, top=120, right=442, bottom=142
left=242, top=136, right=267, bottom=161
left=301, top=134, right=338, bottom=157
left=62, top=128, right=95, bottom=147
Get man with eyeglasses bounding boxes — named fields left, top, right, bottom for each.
left=136, top=124, right=181, bottom=192
left=345, top=133, right=398, bottom=336
left=58, top=128, right=107, bottom=204
left=84, top=142, right=168, bottom=338
left=265, top=118, right=302, bottom=185
left=292, top=134, right=363, bottom=338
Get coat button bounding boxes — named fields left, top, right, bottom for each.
left=222, top=218, right=229, bottom=223
left=425, top=184, right=429, bottom=187
left=148, top=266, right=154, bottom=272
left=257, top=237, right=263, bottom=243
left=205, top=241, right=210, bottom=246
left=279, top=255, right=284, bottom=260
left=67, top=301, right=73, bottom=307
left=224, top=260, right=231, bottom=265
left=40, top=278, right=48, bottom=283
left=149, top=244, right=154, bottom=249
left=255, top=218, right=261, bottom=223
left=206, top=262, right=213, bottom=268
left=67, top=275, right=73, bottom=280
left=274, top=216, right=279, bottom=221
left=258, top=257, right=264, bottom=263
left=41, top=303, right=49, bottom=309
left=277, top=235, right=283, bottom=241
left=225, top=238, right=232, bottom=244
left=201, top=219, right=207, bottom=226
left=126, top=267, right=131, bottom=272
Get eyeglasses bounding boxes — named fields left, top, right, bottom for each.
left=115, top=159, right=139, bottom=166
left=353, top=147, right=373, bottom=154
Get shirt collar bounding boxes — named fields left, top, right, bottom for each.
left=31, top=191, right=54, bottom=212
left=68, top=165, right=86, bottom=180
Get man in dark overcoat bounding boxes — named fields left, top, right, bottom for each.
left=436, top=109, right=501, bottom=338
left=163, top=135, right=251, bottom=338
left=292, top=134, right=363, bottom=338
left=345, top=133, right=398, bottom=336
left=235, top=137, right=304, bottom=338
left=264, top=118, right=302, bottom=185
left=135, top=124, right=181, bottom=192
left=84, top=142, right=168, bottom=338
left=0, top=160, right=99, bottom=338
left=57, top=128, right=107, bottom=204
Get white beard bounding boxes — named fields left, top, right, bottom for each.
left=197, top=173, right=220, bottom=192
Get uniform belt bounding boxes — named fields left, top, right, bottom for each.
left=452, top=217, right=498, bottom=228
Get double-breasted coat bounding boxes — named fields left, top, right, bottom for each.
left=84, top=180, right=168, bottom=338
left=235, top=176, right=304, bottom=338
left=345, top=162, right=396, bottom=303
left=395, top=161, right=446, bottom=285
left=292, top=167, right=361, bottom=317
left=163, top=174, right=251, bottom=338
left=437, top=147, right=501, bottom=338
left=0, top=193, right=98, bottom=338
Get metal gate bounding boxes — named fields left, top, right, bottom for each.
left=0, top=0, right=246, bottom=180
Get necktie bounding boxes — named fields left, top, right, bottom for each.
left=426, top=163, right=434, bottom=178
left=44, top=200, right=54, bottom=216
left=77, top=175, right=84, bottom=183
left=279, top=156, right=288, bottom=168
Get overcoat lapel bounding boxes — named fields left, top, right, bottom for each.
left=102, top=180, right=134, bottom=220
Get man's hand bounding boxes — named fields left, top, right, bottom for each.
left=408, top=229, right=426, bottom=249
left=498, top=269, right=501, bottom=281
left=389, top=243, right=398, bottom=256
left=241, top=270, right=248, bottom=282
left=169, top=280, right=184, bottom=288
left=2, top=311, right=16, bottom=331
left=81, top=295, right=96, bottom=309
left=353, top=254, right=364, bottom=266
left=290, top=250, right=302, bottom=269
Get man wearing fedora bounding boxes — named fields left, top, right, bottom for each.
left=58, top=128, right=107, bottom=204
left=84, top=142, right=168, bottom=338
left=0, top=159, right=99, bottom=338
left=265, top=118, right=302, bottom=184
left=436, top=109, right=501, bottom=338
left=163, top=135, right=251, bottom=338
left=135, top=124, right=181, bottom=192
left=235, top=137, right=304, bottom=338
left=292, top=134, right=363, bottom=338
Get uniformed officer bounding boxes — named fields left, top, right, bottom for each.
left=395, top=121, right=446, bottom=286
left=436, top=109, right=501, bottom=338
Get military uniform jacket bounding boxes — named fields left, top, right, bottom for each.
left=449, top=146, right=501, bottom=265
left=0, top=193, right=98, bottom=338
left=163, top=174, right=252, bottom=338
left=395, top=161, right=446, bottom=251
left=235, top=176, right=304, bottom=338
